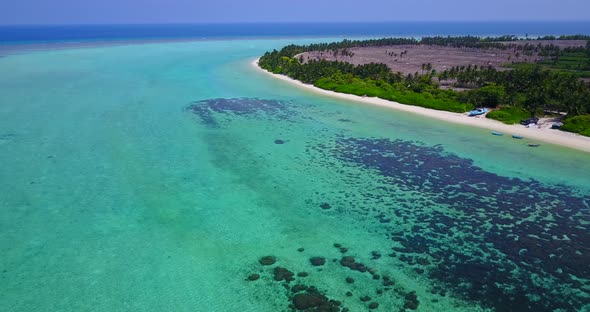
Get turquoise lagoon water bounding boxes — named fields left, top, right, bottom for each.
left=1, top=39, right=589, bottom=312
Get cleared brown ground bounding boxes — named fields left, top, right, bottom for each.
left=298, top=40, right=587, bottom=77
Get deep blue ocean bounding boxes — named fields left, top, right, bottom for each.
left=1, top=21, right=590, bottom=44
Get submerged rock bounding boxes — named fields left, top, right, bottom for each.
left=259, top=256, right=277, bottom=266
left=246, top=274, right=260, bottom=281
left=186, top=98, right=296, bottom=127
left=310, top=257, right=326, bottom=266
left=292, top=289, right=340, bottom=311
left=382, top=276, right=395, bottom=287
left=403, top=291, right=419, bottom=310
left=340, top=256, right=367, bottom=273
left=371, top=251, right=381, bottom=260
left=292, top=292, right=324, bottom=309
left=273, top=267, right=295, bottom=282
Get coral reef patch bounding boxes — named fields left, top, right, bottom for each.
left=186, top=98, right=297, bottom=127
left=308, top=137, right=590, bottom=312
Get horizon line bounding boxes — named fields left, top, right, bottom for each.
left=1, top=20, right=590, bottom=27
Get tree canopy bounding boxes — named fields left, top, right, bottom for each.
left=259, top=36, right=590, bottom=136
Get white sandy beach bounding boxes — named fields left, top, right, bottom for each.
left=253, top=58, right=590, bottom=153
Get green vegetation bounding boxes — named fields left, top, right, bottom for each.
left=506, top=47, right=590, bottom=78
left=457, top=84, right=506, bottom=108
left=486, top=107, right=531, bottom=124
left=259, top=45, right=472, bottom=113
left=440, top=63, right=590, bottom=117
left=314, top=73, right=471, bottom=112
left=259, top=36, right=590, bottom=137
left=561, top=115, right=590, bottom=136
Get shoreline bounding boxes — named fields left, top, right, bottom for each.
left=252, top=58, right=590, bottom=153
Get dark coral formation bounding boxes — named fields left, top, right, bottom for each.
left=339, top=256, right=368, bottom=273
left=186, top=98, right=297, bottom=127
left=274, top=267, right=295, bottom=282
left=292, top=284, right=308, bottom=293
left=247, top=274, right=260, bottom=281
left=333, top=243, right=349, bottom=254
left=248, top=252, right=428, bottom=311
left=360, top=295, right=371, bottom=302
left=403, top=291, right=420, bottom=310
left=370, top=251, right=381, bottom=260
left=292, top=289, right=341, bottom=311
left=259, top=256, right=277, bottom=266
left=310, top=137, right=590, bottom=312
left=381, top=276, right=395, bottom=287
left=249, top=255, right=350, bottom=311
left=310, top=257, right=326, bottom=266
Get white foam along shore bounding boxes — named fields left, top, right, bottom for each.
left=253, top=58, right=590, bottom=153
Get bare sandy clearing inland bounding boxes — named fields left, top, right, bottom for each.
left=298, top=40, right=587, bottom=77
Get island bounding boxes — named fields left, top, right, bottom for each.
left=255, top=36, right=590, bottom=150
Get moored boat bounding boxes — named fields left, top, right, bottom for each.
left=552, top=122, right=564, bottom=129
left=492, top=131, right=504, bottom=136
left=468, top=107, right=488, bottom=116
left=520, top=117, right=539, bottom=125
left=528, top=143, right=541, bottom=147
left=512, top=135, right=524, bottom=139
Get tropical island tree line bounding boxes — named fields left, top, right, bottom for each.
left=258, top=36, right=590, bottom=136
